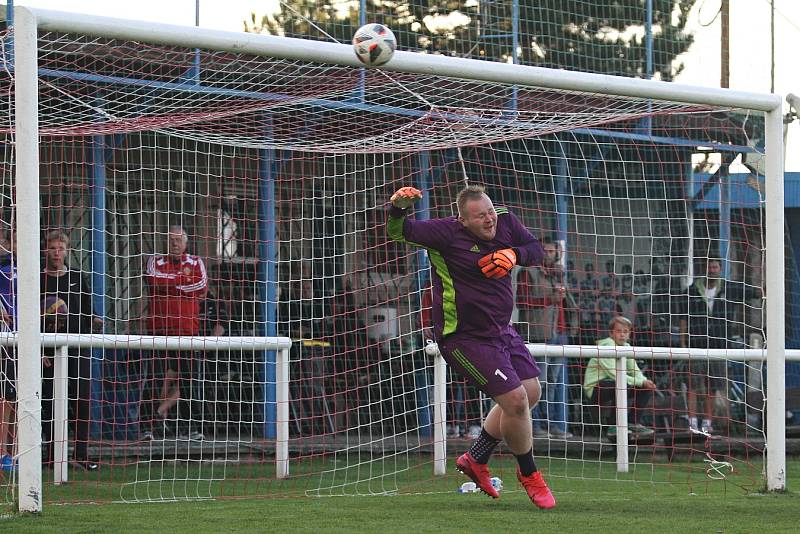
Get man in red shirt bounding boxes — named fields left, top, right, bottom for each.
left=144, top=226, right=207, bottom=440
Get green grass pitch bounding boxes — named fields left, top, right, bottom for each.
left=2, top=457, right=798, bottom=533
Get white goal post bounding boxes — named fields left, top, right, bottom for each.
left=10, top=5, right=786, bottom=512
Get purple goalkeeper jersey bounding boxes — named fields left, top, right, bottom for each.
left=388, top=205, right=544, bottom=340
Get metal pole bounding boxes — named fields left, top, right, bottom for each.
left=615, top=353, right=629, bottom=472
left=357, top=0, right=366, bottom=102
left=53, top=345, right=69, bottom=484
left=275, top=347, right=289, bottom=477
left=416, top=151, right=433, bottom=439
left=770, top=0, right=775, bottom=94
left=258, top=119, right=278, bottom=439
left=721, top=0, right=730, bottom=88
left=645, top=0, right=653, bottom=80
left=193, top=0, right=201, bottom=83
left=509, top=0, right=520, bottom=113
left=719, top=164, right=731, bottom=277
left=554, top=141, right=570, bottom=433
left=765, top=107, right=786, bottom=491
left=432, top=350, right=447, bottom=475
left=13, top=5, right=43, bottom=514
left=29, top=7, right=781, bottom=111
left=91, top=127, right=107, bottom=440
left=643, top=0, right=653, bottom=133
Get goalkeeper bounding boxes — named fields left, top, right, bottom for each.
left=387, top=184, right=555, bottom=509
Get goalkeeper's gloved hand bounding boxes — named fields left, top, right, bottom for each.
left=390, top=186, right=423, bottom=209
left=478, top=248, right=517, bottom=279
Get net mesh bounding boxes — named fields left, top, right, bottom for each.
left=0, top=26, right=771, bottom=504
left=20, top=32, right=707, bottom=152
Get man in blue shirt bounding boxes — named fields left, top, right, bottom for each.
left=387, top=184, right=555, bottom=509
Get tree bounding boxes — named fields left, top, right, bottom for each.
left=518, top=1, right=695, bottom=81
left=245, top=1, right=481, bottom=57
left=245, top=1, right=697, bottom=80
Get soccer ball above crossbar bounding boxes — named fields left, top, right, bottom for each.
left=352, top=23, right=396, bottom=67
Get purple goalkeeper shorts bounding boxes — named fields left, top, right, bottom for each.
left=438, top=325, right=540, bottom=398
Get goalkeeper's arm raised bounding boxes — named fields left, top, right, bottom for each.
left=390, top=186, right=422, bottom=209
left=386, top=186, right=454, bottom=250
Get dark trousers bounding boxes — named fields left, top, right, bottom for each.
left=591, top=379, right=654, bottom=426
left=140, top=350, right=202, bottom=433
left=41, top=348, right=92, bottom=462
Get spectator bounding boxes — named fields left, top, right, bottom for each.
left=517, top=237, right=573, bottom=439
left=677, top=257, right=760, bottom=434
left=583, top=316, right=656, bottom=439
left=633, top=292, right=655, bottom=346
left=578, top=263, right=600, bottom=343
left=599, top=259, right=616, bottom=297
left=279, top=262, right=328, bottom=340
left=633, top=269, right=650, bottom=295
left=596, top=291, right=618, bottom=331
left=41, top=230, right=102, bottom=471
left=616, top=293, right=636, bottom=325
left=200, top=280, right=230, bottom=439
left=143, top=226, right=207, bottom=441
left=202, top=283, right=230, bottom=337
left=0, top=230, right=16, bottom=471
left=617, top=264, right=633, bottom=295
left=646, top=263, right=675, bottom=347
left=565, top=260, right=578, bottom=293
left=579, top=262, right=599, bottom=295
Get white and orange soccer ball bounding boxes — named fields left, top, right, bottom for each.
left=352, top=23, right=396, bottom=67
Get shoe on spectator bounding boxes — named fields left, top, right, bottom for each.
left=516, top=468, right=556, bottom=509
left=1, top=453, right=16, bottom=472
left=533, top=427, right=551, bottom=439
left=446, top=424, right=462, bottom=438
left=700, top=421, right=714, bottom=435
left=550, top=428, right=573, bottom=439
left=140, top=431, right=155, bottom=441
left=72, top=459, right=99, bottom=471
left=456, top=452, right=499, bottom=498
left=466, top=425, right=482, bottom=439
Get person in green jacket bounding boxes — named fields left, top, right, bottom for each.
left=583, top=316, right=656, bottom=436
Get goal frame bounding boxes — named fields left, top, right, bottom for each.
left=11, top=6, right=786, bottom=512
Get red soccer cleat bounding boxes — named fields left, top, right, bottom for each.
left=516, top=468, right=556, bottom=509
left=456, top=453, right=499, bottom=498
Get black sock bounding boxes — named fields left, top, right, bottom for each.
left=515, top=448, right=538, bottom=477
left=468, top=429, right=502, bottom=464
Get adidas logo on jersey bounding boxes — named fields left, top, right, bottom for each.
left=470, top=245, right=480, bottom=253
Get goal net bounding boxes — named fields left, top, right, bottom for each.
left=1, top=10, right=784, bottom=508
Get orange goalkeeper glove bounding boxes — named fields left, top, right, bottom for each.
left=478, top=248, right=517, bottom=279
left=390, top=186, right=422, bottom=209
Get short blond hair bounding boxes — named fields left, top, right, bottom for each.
left=456, top=185, right=487, bottom=216
left=608, top=316, right=632, bottom=331
left=45, top=230, right=70, bottom=247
